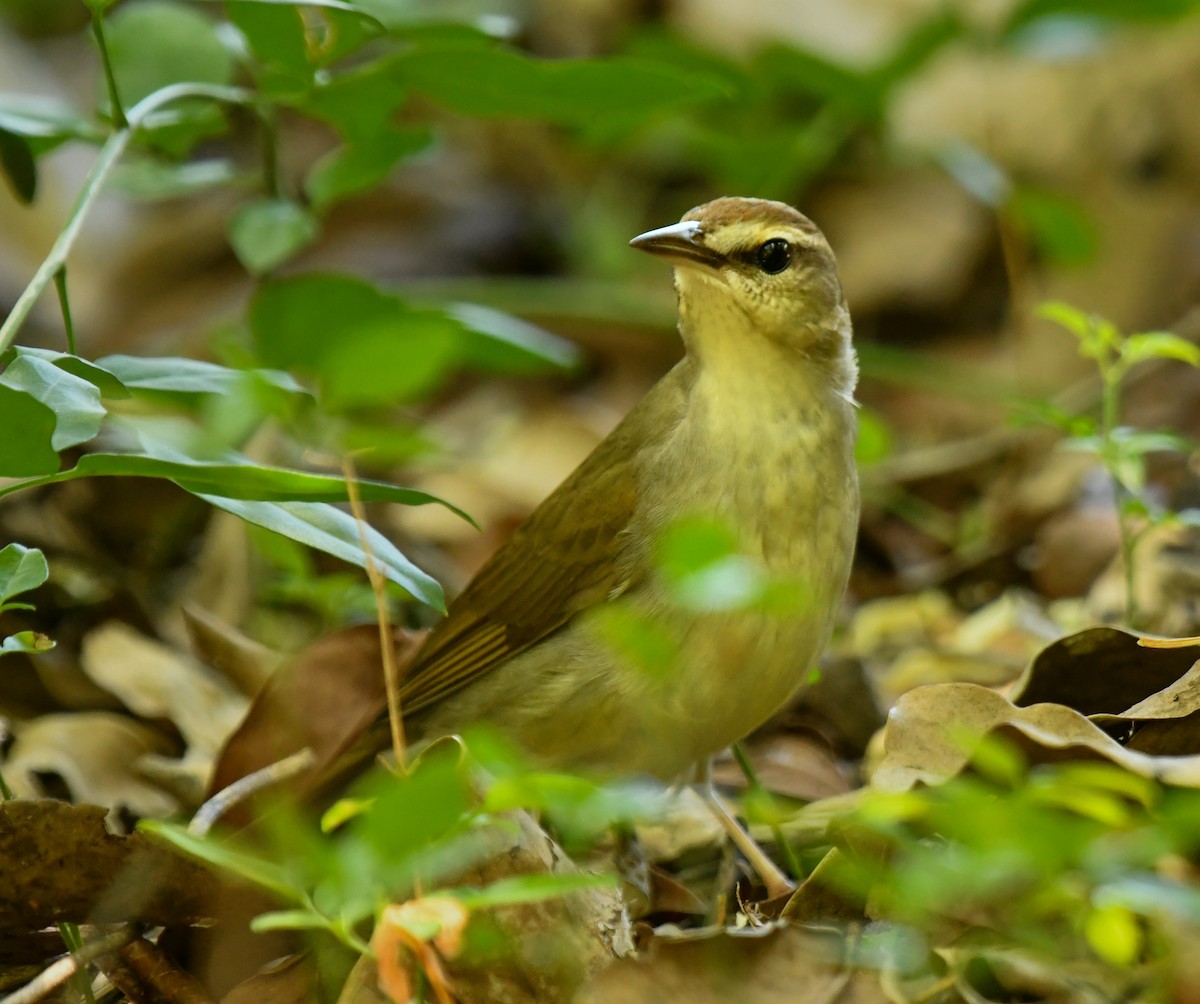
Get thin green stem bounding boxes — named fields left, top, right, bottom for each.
left=731, top=742, right=804, bottom=882
left=258, top=102, right=281, bottom=198
left=91, top=11, right=127, bottom=129
left=54, top=267, right=77, bottom=355
left=0, top=82, right=252, bottom=355
left=56, top=922, right=97, bottom=1004
left=0, top=767, right=12, bottom=801
left=1100, top=364, right=1138, bottom=626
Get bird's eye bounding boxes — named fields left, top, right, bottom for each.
left=755, top=238, right=791, bottom=274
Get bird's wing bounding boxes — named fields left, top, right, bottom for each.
left=396, top=403, right=655, bottom=716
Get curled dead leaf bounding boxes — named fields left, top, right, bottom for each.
left=872, top=682, right=1200, bottom=791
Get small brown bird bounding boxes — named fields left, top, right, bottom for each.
left=379, top=196, right=860, bottom=780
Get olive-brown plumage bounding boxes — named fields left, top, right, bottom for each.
left=374, top=197, right=859, bottom=778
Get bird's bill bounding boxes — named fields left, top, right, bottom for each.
left=629, top=220, right=724, bottom=270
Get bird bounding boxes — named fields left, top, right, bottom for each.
left=373, top=195, right=860, bottom=783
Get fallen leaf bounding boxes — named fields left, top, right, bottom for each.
left=80, top=622, right=250, bottom=797
left=872, top=682, right=1200, bottom=791
left=207, top=624, right=423, bottom=803
left=1011, top=627, right=1199, bottom=716
left=4, top=712, right=178, bottom=822
left=0, top=800, right=218, bottom=931
left=576, top=922, right=890, bottom=1004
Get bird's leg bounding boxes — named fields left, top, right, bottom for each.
left=699, top=758, right=794, bottom=901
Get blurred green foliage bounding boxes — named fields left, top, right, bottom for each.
left=825, top=744, right=1200, bottom=992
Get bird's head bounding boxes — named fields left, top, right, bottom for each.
left=631, top=197, right=853, bottom=387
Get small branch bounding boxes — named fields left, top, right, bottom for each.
left=91, top=12, right=127, bottom=129
left=343, top=455, right=408, bottom=771
left=189, top=747, right=316, bottom=837
left=0, top=82, right=252, bottom=355
left=99, top=937, right=216, bottom=1004
left=0, top=927, right=136, bottom=1004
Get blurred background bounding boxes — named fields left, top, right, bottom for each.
left=2, top=0, right=1200, bottom=815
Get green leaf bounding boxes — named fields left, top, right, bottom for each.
left=62, top=452, right=455, bottom=507
left=448, top=873, right=616, bottom=910
left=1006, top=0, right=1200, bottom=33
left=449, top=303, right=581, bottom=374
left=105, top=1, right=235, bottom=106
left=229, top=198, right=319, bottom=274
left=227, top=1, right=310, bottom=75
left=96, top=354, right=307, bottom=396
left=1038, top=301, right=1119, bottom=358
left=249, top=274, right=465, bottom=407
left=305, top=127, right=430, bottom=210
left=109, top=157, right=240, bottom=200
left=0, top=631, right=55, bottom=655
left=250, top=909, right=335, bottom=933
left=0, top=387, right=61, bottom=476
left=10, top=347, right=130, bottom=398
left=0, top=128, right=36, bottom=204
left=250, top=273, right=394, bottom=370
left=1085, top=903, right=1143, bottom=965
left=1120, top=332, right=1200, bottom=368
left=139, top=819, right=302, bottom=902
left=321, top=317, right=462, bottom=408
left=0, top=544, right=49, bottom=606
left=0, top=95, right=97, bottom=153
left=1008, top=186, right=1098, bottom=266
left=755, top=44, right=877, bottom=116
left=0, top=353, right=105, bottom=450
left=855, top=407, right=894, bottom=466
left=303, top=59, right=409, bottom=143
left=202, top=496, right=445, bottom=610
left=585, top=604, right=677, bottom=681
left=391, top=46, right=727, bottom=124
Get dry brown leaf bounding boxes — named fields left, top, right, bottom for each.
left=1011, top=626, right=1199, bottom=716
left=0, top=800, right=218, bottom=931
left=220, top=955, right=314, bottom=1004
left=576, top=923, right=889, bottom=1004
left=710, top=735, right=851, bottom=802
left=207, top=624, right=422, bottom=802
left=4, top=712, right=178, bottom=821
left=872, top=682, right=1200, bottom=791
left=182, top=604, right=282, bottom=698
left=82, top=622, right=249, bottom=753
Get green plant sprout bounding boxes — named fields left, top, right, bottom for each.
left=1039, top=301, right=1200, bottom=627
left=141, top=736, right=643, bottom=965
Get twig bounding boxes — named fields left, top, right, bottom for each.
left=343, top=455, right=408, bottom=772
left=189, top=747, right=316, bottom=837
left=98, top=938, right=215, bottom=1004
left=0, top=927, right=136, bottom=1004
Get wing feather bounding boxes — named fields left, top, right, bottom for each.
left=398, top=371, right=686, bottom=715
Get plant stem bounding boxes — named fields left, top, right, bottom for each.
left=56, top=922, right=97, bottom=1004
left=731, top=742, right=803, bottom=882
left=258, top=102, right=281, bottom=198
left=91, top=11, right=127, bottom=129
left=53, top=267, right=77, bottom=355
left=1100, top=366, right=1138, bottom=626
left=0, top=82, right=252, bottom=355
left=343, top=455, right=407, bottom=772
